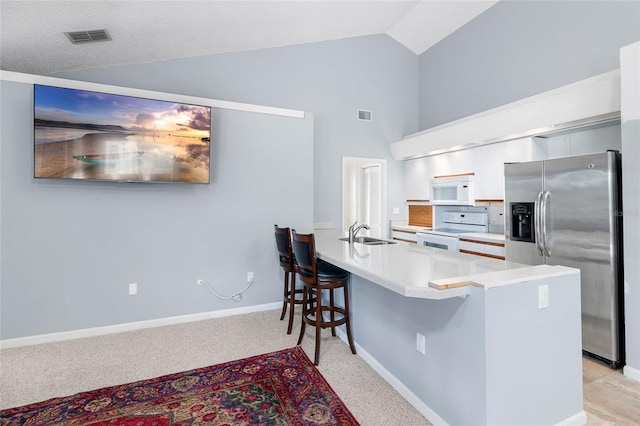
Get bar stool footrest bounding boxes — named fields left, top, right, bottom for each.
left=302, top=305, right=347, bottom=328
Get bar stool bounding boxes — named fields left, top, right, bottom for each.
left=291, top=229, right=356, bottom=365
left=274, top=225, right=312, bottom=334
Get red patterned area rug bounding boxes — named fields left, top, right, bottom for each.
left=0, top=346, right=360, bottom=425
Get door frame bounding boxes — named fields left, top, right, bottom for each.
left=341, top=156, right=388, bottom=238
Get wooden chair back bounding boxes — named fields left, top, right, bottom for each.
left=291, top=230, right=316, bottom=278
left=274, top=225, right=294, bottom=270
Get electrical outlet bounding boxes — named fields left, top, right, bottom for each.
left=416, top=333, right=426, bottom=354
left=129, top=283, right=137, bottom=295
left=538, top=284, right=549, bottom=309
left=247, top=272, right=254, bottom=282
left=393, top=207, right=400, bottom=215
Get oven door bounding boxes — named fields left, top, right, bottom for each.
left=416, top=232, right=459, bottom=251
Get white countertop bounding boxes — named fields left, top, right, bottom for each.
left=314, top=230, right=576, bottom=299
left=428, top=263, right=577, bottom=290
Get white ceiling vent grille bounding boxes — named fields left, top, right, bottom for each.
left=358, top=110, right=372, bottom=121
left=65, top=29, right=112, bottom=44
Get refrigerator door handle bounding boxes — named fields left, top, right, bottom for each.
left=534, top=191, right=544, bottom=256
left=541, top=190, right=551, bottom=256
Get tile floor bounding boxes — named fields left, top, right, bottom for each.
left=583, top=357, right=640, bottom=424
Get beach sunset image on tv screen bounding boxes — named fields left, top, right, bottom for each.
left=34, top=85, right=211, bottom=183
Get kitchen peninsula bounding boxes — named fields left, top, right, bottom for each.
left=314, top=230, right=584, bottom=425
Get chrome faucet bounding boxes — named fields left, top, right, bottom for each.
left=348, top=221, right=370, bottom=243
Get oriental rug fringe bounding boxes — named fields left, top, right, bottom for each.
left=0, top=346, right=359, bottom=425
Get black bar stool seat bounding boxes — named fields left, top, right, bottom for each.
left=297, top=259, right=349, bottom=279
left=292, top=230, right=356, bottom=365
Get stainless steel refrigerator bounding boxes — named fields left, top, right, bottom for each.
left=504, top=151, right=624, bottom=368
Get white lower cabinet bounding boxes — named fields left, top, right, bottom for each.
left=459, top=238, right=505, bottom=260
left=392, top=229, right=418, bottom=243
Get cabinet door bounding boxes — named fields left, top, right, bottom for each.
left=404, top=157, right=432, bottom=200
left=502, top=137, right=533, bottom=163
left=459, top=240, right=486, bottom=255
left=474, top=143, right=504, bottom=200
left=474, top=137, right=533, bottom=200
left=459, top=238, right=506, bottom=260
left=392, top=229, right=417, bottom=243
left=432, top=150, right=474, bottom=177
left=485, top=244, right=505, bottom=258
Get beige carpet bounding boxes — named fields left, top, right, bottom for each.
left=0, top=309, right=431, bottom=425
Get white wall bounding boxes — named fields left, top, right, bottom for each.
left=56, top=35, right=419, bottom=231
left=1, top=34, right=418, bottom=339
left=419, top=1, right=640, bottom=129
left=0, top=78, right=314, bottom=339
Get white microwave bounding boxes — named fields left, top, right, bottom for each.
left=430, top=175, right=475, bottom=205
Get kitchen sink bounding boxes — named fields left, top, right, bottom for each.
left=338, top=237, right=397, bottom=245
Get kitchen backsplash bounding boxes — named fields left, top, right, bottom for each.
left=486, top=202, right=505, bottom=234
left=402, top=203, right=505, bottom=234
left=408, top=205, right=433, bottom=227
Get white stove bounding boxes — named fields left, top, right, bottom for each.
left=416, top=212, right=488, bottom=251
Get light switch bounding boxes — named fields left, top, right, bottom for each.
left=416, top=333, right=426, bottom=354
left=538, top=284, right=549, bottom=309
left=393, top=207, right=400, bottom=215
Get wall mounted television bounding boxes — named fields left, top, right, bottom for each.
left=33, top=84, right=211, bottom=183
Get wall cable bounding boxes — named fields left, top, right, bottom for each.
left=197, top=278, right=253, bottom=301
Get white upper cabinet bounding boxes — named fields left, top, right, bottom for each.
left=431, top=149, right=474, bottom=177
left=404, top=137, right=537, bottom=202
left=474, top=137, right=534, bottom=200
left=473, top=143, right=504, bottom=200
left=502, top=137, right=536, bottom=163
left=404, top=156, right=432, bottom=200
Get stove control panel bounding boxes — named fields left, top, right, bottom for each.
left=442, top=212, right=488, bottom=226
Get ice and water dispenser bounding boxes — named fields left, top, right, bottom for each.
left=510, top=202, right=535, bottom=243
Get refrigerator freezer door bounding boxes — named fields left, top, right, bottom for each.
left=543, top=152, right=621, bottom=363
left=505, top=161, right=544, bottom=266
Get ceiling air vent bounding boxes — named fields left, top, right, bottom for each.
left=358, top=109, right=372, bottom=121
left=65, top=29, right=112, bottom=44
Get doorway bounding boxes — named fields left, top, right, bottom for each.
left=342, top=157, right=387, bottom=238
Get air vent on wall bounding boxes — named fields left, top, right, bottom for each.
left=65, top=29, right=112, bottom=44
left=358, top=110, right=372, bottom=121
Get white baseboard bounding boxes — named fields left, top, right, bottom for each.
left=624, top=364, right=640, bottom=383
left=555, top=411, right=587, bottom=426
left=334, top=328, right=448, bottom=426
left=0, top=302, right=281, bottom=349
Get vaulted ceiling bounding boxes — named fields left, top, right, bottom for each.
left=0, top=1, right=497, bottom=75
